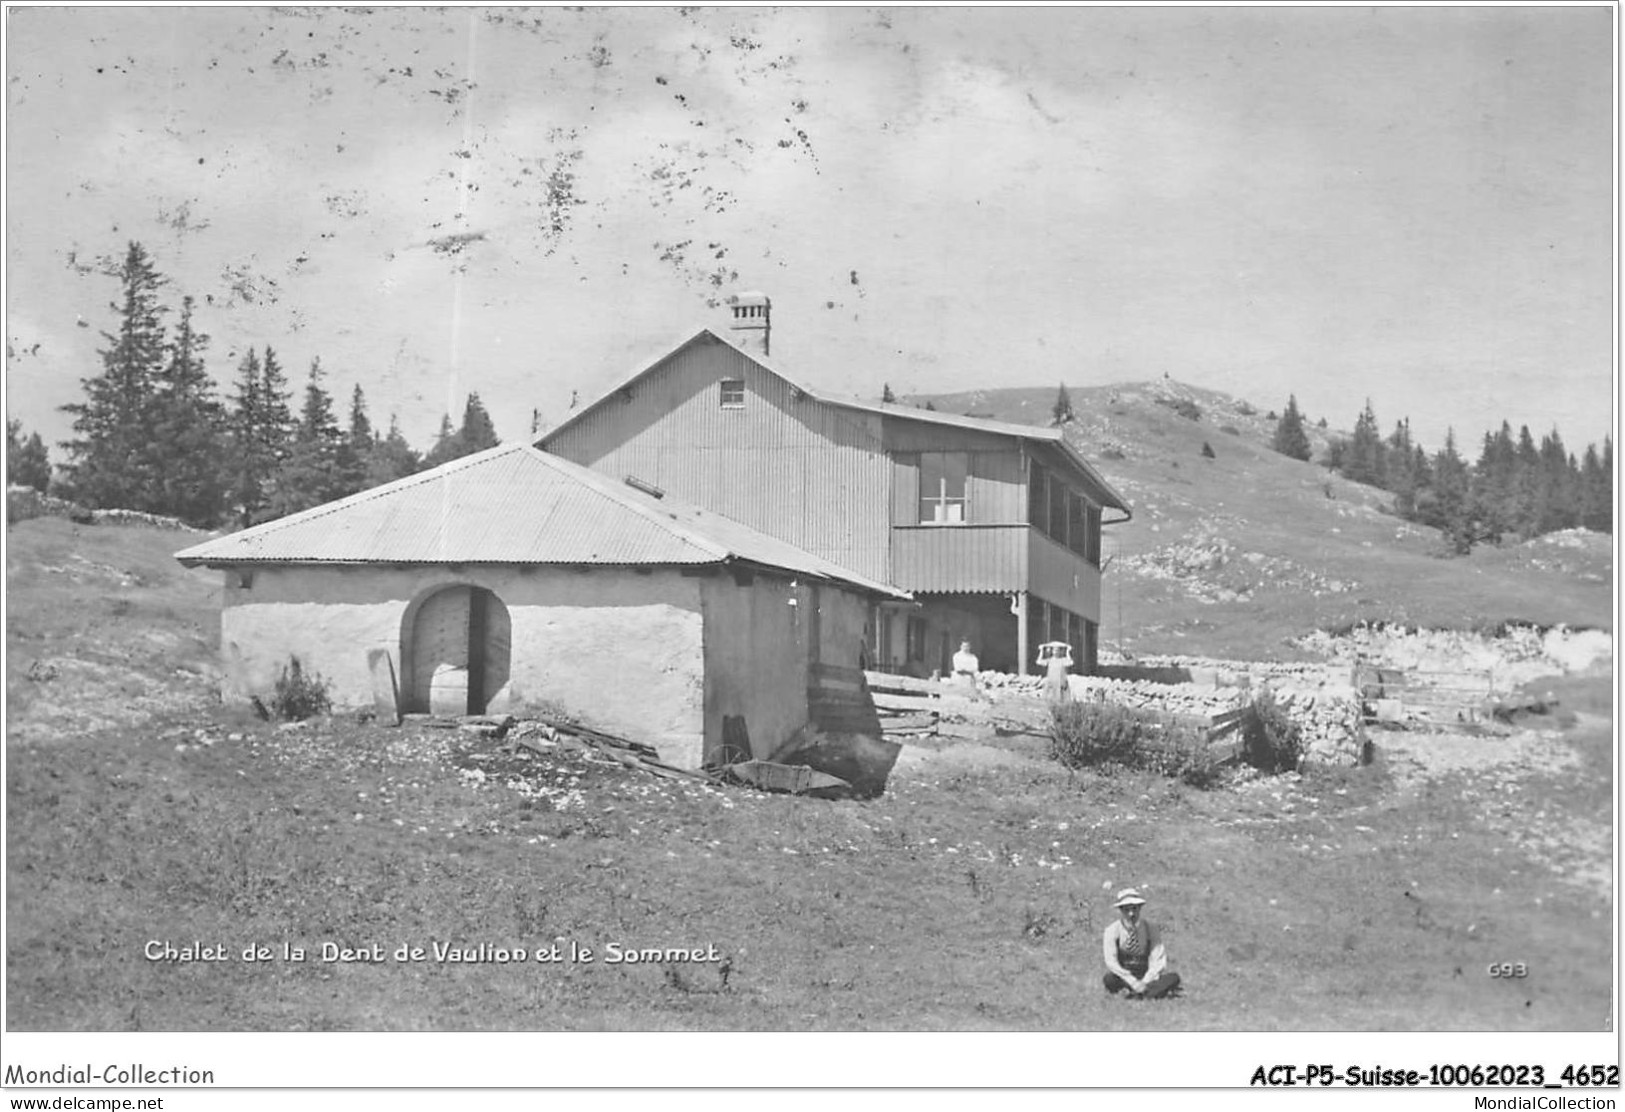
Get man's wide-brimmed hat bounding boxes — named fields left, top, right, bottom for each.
left=1113, top=888, right=1147, bottom=908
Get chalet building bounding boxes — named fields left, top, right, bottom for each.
left=175, top=444, right=907, bottom=769
left=538, top=295, right=1131, bottom=677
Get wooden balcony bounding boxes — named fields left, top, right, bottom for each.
left=890, top=525, right=1100, bottom=616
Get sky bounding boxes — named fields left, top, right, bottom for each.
left=4, top=5, right=1616, bottom=458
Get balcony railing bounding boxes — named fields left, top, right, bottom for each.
left=890, top=525, right=1100, bottom=611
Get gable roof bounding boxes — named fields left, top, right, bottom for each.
left=174, top=443, right=909, bottom=600
left=538, top=326, right=1131, bottom=515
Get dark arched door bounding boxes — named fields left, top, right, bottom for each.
left=407, top=585, right=511, bottom=714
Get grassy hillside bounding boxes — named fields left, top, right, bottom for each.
left=5, top=518, right=222, bottom=744
left=4, top=514, right=1612, bottom=1037
left=911, top=381, right=1612, bottom=658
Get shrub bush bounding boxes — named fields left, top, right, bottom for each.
left=1219, top=424, right=1240, bottom=436
left=270, top=656, right=332, bottom=721
left=1201, top=441, right=1216, bottom=459
left=1243, top=689, right=1303, bottom=773
left=1049, top=701, right=1218, bottom=787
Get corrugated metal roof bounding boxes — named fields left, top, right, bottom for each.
left=539, top=327, right=1132, bottom=514
left=174, top=444, right=909, bottom=600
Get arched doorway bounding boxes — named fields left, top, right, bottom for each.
left=405, top=585, right=512, bottom=715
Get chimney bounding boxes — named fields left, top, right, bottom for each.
left=727, top=291, right=771, bottom=358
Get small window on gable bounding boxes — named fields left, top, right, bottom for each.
left=719, top=379, right=745, bottom=409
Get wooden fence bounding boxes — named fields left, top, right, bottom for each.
left=1356, top=664, right=1498, bottom=727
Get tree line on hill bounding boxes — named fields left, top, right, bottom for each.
left=1270, top=394, right=1612, bottom=553
left=6, top=242, right=505, bottom=529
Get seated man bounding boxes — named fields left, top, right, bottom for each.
left=1102, top=888, right=1181, bottom=999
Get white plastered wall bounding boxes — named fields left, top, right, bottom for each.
left=218, top=564, right=707, bottom=767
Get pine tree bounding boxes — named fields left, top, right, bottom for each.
left=881, top=383, right=896, bottom=404
left=57, top=242, right=169, bottom=510
left=1052, top=382, right=1074, bottom=426
left=7, top=419, right=51, bottom=492
left=148, top=295, right=228, bottom=525
left=365, top=414, right=423, bottom=486
left=226, top=349, right=265, bottom=525
left=1342, top=400, right=1386, bottom=487
left=334, top=384, right=374, bottom=495
left=1579, top=439, right=1613, bottom=534
left=226, top=347, right=296, bottom=525
left=1534, top=429, right=1579, bottom=535
left=347, top=383, right=373, bottom=449
left=1510, top=424, right=1541, bottom=537
left=1270, top=395, right=1312, bottom=461
left=1419, top=429, right=1474, bottom=553
left=1384, top=419, right=1418, bottom=517
left=459, top=391, right=500, bottom=453
left=258, top=347, right=296, bottom=463
left=266, top=358, right=344, bottom=517
left=1470, top=422, right=1517, bottom=543
left=422, top=414, right=461, bottom=469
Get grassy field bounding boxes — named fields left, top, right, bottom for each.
left=5, top=520, right=1613, bottom=1032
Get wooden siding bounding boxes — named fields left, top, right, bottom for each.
left=890, top=454, right=918, bottom=526
left=883, top=415, right=1018, bottom=454
left=544, top=337, right=892, bottom=581
left=1030, top=530, right=1101, bottom=621
left=891, top=525, right=1028, bottom=592
left=969, top=450, right=1024, bottom=523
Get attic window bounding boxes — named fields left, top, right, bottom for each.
left=719, top=379, right=745, bottom=409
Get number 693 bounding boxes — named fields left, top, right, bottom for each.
left=1488, top=962, right=1529, bottom=978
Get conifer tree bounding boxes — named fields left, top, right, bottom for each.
left=1342, top=400, right=1386, bottom=486
left=459, top=391, right=500, bottom=453
left=1536, top=429, right=1579, bottom=535
left=58, top=241, right=169, bottom=510
left=1270, top=395, right=1312, bottom=461
left=1052, top=382, right=1074, bottom=426
left=1419, top=429, right=1473, bottom=553
left=226, top=349, right=266, bottom=525
left=149, top=295, right=228, bottom=525
left=1384, top=418, right=1418, bottom=517
left=6, top=419, right=51, bottom=493
left=423, top=413, right=461, bottom=469
left=1511, top=425, right=1541, bottom=537
left=366, top=414, right=423, bottom=486
left=227, top=348, right=296, bottom=525
left=334, top=384, right=374, bottom=495
left=1579, top=439, right=1613, bottom=534
left=266, top=358, right=344, bottom=517
left=881, top=383, right=896, bottom=404
left=1471, top=422, right=1517, bottom=542
left=258, top=347, right=296, bottom=463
